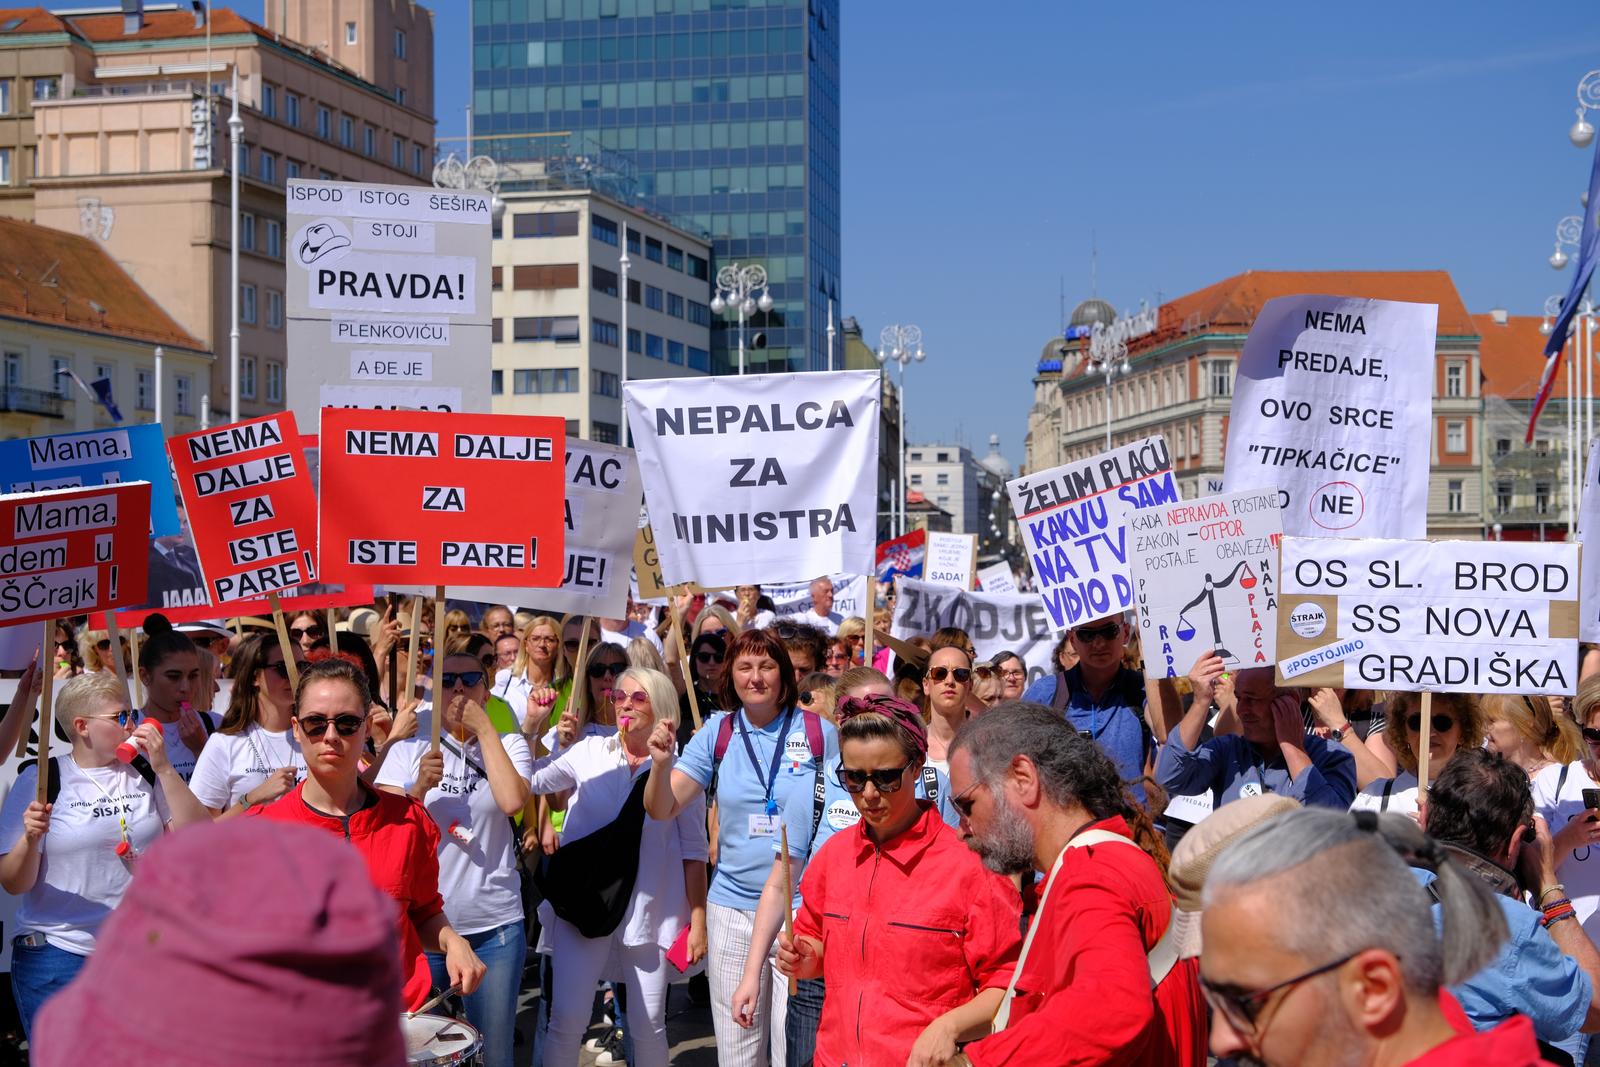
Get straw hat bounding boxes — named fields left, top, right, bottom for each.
left=1165, top=793, right=1301, bottom=959
left=339, top=607, right=380, bottom=638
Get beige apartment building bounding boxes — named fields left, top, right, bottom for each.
left=491, top=187, right=713, bottom=443
left=0, top=0, right=435, bottom=422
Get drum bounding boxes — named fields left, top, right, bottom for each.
left=400, top=1013, right=483, bottom=1066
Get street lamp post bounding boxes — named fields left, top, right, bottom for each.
left=620, top=229, right=632, bottom=389
left=1550, top=215, right=1583, bottom=271
left=1087, top=324, right=1132, bottom=452
left=875, top=324, right=924, bottom=537
left=228, top=66, right=242, bottom=423
left=710, top=263, right=773, bottom=374
left=1569, top=70, right=1600, bottom=148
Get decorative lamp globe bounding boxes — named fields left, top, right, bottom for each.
left=710, top=295, right=726, bottom=314
left=758, top=292, right=774, bottom=313
left=1552, top=249, right=1571, bottom=270
left=1573, top=117, right=1596, bottom=149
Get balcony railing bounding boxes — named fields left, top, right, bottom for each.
left=0, top=387, right=64, bottom=418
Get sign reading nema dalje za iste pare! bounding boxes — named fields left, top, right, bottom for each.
left=285, top=180, right=492, bottom=423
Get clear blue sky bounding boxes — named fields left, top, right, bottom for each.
left=240, top=2, right=1600, bottom=468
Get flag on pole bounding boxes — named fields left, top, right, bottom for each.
left=875, top=529, right=925, bottom=582
left=55, top=369, right=123, bottom=423
left=1530, top=137, right=1600, bottom=442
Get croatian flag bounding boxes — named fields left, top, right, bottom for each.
left=1530, top=136, right=1600, bottom=442
left=876, top=529, right=925, bottom=582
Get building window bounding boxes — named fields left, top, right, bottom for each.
left=0, top=80, right=10, bottom=115
left=910, top=474, right=923, bottom=487
left=1534, top=438, right=1551, bottom=456
left=592, top=214, right=619, bottom=245
left=511, top=211, right=579, bottom=238
left=936, top=473, right=950, bottom=486
left=0, top=147, right=10, bottom=186
left=592, top=369, right=620, bottom=397
left=394, top=29, right=407, bottom=58
left=1446, top=479, right=1463, bottom=514
left=936, top=452, right=949, bottom=462
left=413, top=145, right=424, bottom=174
left=265, top=220, right=282, bottom=258
left=136, top=369, right=153, bottom=411
left=266, top=289, right=283, bottom=329
left=363, top=126, right=375, bottom=157
left=512, top=264, right=579, bottom=290
left=667, top=293, right=684, bottom=318
left=667, top=340, right=684, bottom=365
left=492, top=318, right=502, bottom=343
left=1536, top=480, right=1552, bottom=515
left=175, top=375, right=192, bottom=416
left=260, top=84, right=276, bottom=119
left=512, top=317, right=581, bottom=343
left=340, top=116, right=353, bottom=148
left=491, top=369, right=503, bottom=395
left=1496, top=478, right=1513, bottom=513
left=396, top=86, right=406, bottom=107
left=316, top=106, right=331, bottom=139
left=644, top=236, right=663, bottom=263
left=491, top=266, right=502, bottom=291
left=1494, top=437, right=1512, bottom=458
left=688, top=300, right=711, bottom=326
left=626, top=228, right=641, bottom=255
left=345, top=21, right=357, bottom=44
left=240, top=212, right=256, bottom=252
left=285, top=93, right=300, bottom=127
left=241, top=356, right=256, bottom=399
left=1445, top=420, right=1466, bottom=454
left=592, top=421, right=620, bottom=445
left=391, top=135, right=403, bottom=167
left=266, top=361, right=283, bottom=403
left=240, top=284, right=257, bottom=325
left=687, top=253, right=709, bottom=280
left=688, top=345, right=710, bottom=372
left=50, top=356, right=68, bottom=396
left=645, top=286, right=663, bottom=312
left=3, top=351, right=19, bottom=388
left=645, top=334, right=664, bottom=360
left=513, top=368, right=577, bottom=393
left=592, top=318, right=619, bottom=347
left=591, top=266, right=619, bottom=297
left=286, top=160, right=300, bottom=179
left=1209, top=361, right=1233, bottom=398
left=667, top=246, right=684, bottom=271
left=627, top=328, right=641, bottom=355
left=32, top=76, right=59, bottom=102
left=259, top=151, right=276, bottom=183
left=1445, top=361, right=1465, bottom=398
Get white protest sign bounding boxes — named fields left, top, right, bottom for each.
left=1131, top=489, right=1282, bottom=680
left=1223, top=295, right=1434, bottom=539
left=1278, top=537, right=1579, bottom=695
left=286, top=180, right=492, bottom=423
left=388, top=440, right=642, bottom=618
left=623, top=370, right=880, bottom=588
left=1580, top=440, right=1600, bottom=643
left=762, top=574, right=869, bottom=620
left=1006, top=435, right=1178, bottom=631
left=976, top=561, right=1018, bottom=595
left=924, top=532, right=976, bottom=589
left=891, top=576, right=1056, bottom=687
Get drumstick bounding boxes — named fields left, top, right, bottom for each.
left=780, top=824, right=798, bottom=996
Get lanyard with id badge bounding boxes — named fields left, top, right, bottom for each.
left=738, top=706, right=795, bottom=839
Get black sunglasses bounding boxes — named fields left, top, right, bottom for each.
left=1583, top=726, right=1600, bottom=744
left=587, top=661, right=625, bottom=679
left=288, top=625, right=324, bottom=640
left=695, top=650, right=724, bottom=664
left=1200, top=951, right=1362, bottom=1036
left=95, top=639, right=113, bottom=651
left=927, top=666, right=972, bottom=683
left=1071, top=623, right=1121, bottom=644
left=835, top=763, right=911, bottom=794
left=297, top=714, right=367, bottom=737
left=265, top=661, right=309, bottom=679
left=443, top=671, right=486, bottom=689
left=1406, top=713, right=1456, bottom=733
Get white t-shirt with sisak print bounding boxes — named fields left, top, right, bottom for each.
left=189, top=725, right=306, bottom=810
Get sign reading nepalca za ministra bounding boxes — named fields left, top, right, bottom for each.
left=286, top=179, right=492, bottom=423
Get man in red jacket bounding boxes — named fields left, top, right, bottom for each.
left=1200, top=806, right=1557, bottom=1067
left=947, top=702, right=1206, bottom=1066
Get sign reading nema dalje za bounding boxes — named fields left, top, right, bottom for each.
left=1277, top=537, right=1578, bottom=696
left=0, top=483, right=151, bottom=626
left=1006, top=435, right=1178, bottom=630
left=623, top=371, right=880, bottom=588
left=286, top=179, right=492, bottom=424
left=1223, top=296, right=1434, bottom=539
left=318, top=409, right=566, bottom=587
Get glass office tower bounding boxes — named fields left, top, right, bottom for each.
left=471, top=0, right=840, bottom=374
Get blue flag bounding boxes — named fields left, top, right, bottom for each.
left=90, top=376, right=123, bottom=423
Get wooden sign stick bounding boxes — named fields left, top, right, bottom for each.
left=34, top=621, right=56, bottom=804
left=326, top=607, right=339, bottom=652
left=780, top=824, right=798, bottom=996
left=267, top=592, right=300, bottom=691
left=430, top=587, right=445, bottom=754
left=13, top=641, right=44, bottom=759
left=402, top=596, right=424, bottom=703
left=672, top=597, right=703, bottom=732
left=1416, top=691, right=1433, bottom=798
left=128, top=628, right=142, bottom=707
left=105, top=614, right=133, bottom=709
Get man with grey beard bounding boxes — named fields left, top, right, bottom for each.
left=944, top=702, right=1205, bottom=1066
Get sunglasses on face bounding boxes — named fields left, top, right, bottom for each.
left=264, top=661, right=309, bottom=679
left=835, top=763, right=911, bottom=794
left=951, top=780, right=983, bottom=819
left=1583, top=726, right=1600, bottom=745
left=695, top=650, right=724, bottom=664
left=297, top=714, right=366, bottom=738
left=927, top=666, right=972, bottom=684
left=608, top=689, right=651, bottom=709
left=447, top=625, right=470, bottom=634
left=87, top=710, right=135, bottom=728
left=564, top=639, right=583, bottom=653
left=588, top=662, right=625, bottom=679
left=288, top=626, right=324, bottom=640
left=1406, top=713, right=1457, bottom=734
left=95, top=639, right=113, bottom=651
left=1200, top=951, right=1361, bottom=1037
left=972, top=664, right=996, bottom=680
left=443, top=671, right=486, bottom=689
left=1071, top=623, right=1121, bottom=645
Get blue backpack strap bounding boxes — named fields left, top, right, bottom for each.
left=708, top=712, right=736, bottom=803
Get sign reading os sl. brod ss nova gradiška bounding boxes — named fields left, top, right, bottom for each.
left=285, top=180, right=492, bottom=424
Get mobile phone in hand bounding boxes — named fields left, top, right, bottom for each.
left=1584, top=788, right=1600, bottom=821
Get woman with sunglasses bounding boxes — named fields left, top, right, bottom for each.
left=77, top=629, right=124, bottom=677
left=532, top=667, right=708, bottom=1067
left=131, top=614, right=216, bottom=784
left=285, top=612, right=325, bottom=655
left=923, top=645, right=975, bottom=776
left=1350, top=691, right=1483, bottom=817
left=534, top=644, right=628, bottom=854
left=189, top=634, right=308, bottom=818
left=645, top=628, right=840, bottom=1067
left=261, top=658, right=487, bottom=1011
left=774, top=694, right=1022, bottom=1067
left=0, top=673, right=210, bottom=1037
left=375, top=650, right=531, bottom=1067
left=822, top=639, right=849, bottom=679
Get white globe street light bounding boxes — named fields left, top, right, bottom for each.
left=1572, top=71, right=1600, bottom=148
left=876, top=324, right=924, bottom=537
left=711, top=264, right=773, bottom=374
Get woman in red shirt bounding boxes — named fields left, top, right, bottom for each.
left=777, top=694, right=1021, bottom=1067
left=261, top=658, right=485, bottom=1010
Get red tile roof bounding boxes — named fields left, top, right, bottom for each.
left=1134, top=270, right=1477, bottom=354
left=1476, top=313, right=1570, bottom=401
left=0, top=7, right=70, bottom=34
left=60, top=7, right=262, bottom=42
left=0, top=217, right=207, bottom=352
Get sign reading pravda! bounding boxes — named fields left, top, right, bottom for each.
left=1129, top=489, right=1282, bottom=680
left=623, top=370, right=881, bottom=588
left=1223, top=295, right=1434, bottom=539
left=0, top=482, right=151, bottom=626
left=318, top=408, right=566, bottom=587
left=1277, top=536, right=1578, bottom=695
left=1006, top=434, right=1178, bottom=630
left=166, top=413, right=319, bottom=605
left=286, top=179, right=491, bottom=424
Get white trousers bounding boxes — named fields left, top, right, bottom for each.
left=544, top=916, right=673, bottom=1067
left=707, top=901, right=789, bottom=1067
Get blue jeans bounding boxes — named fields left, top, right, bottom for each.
left=426, top=920, right=526, bottom=1067
left=785, top=977, right=824, bottom=1067
left=11, top=939, right=87, bottom=1040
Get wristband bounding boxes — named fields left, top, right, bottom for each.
left=1539, top=884, right=1567, bottom=906
left=1545, top=910, right=1578, bottom=930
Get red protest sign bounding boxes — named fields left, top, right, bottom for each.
left=167, top=412, right=319, bottom=604
left=0, top=482, right=151, bottom=625
left=319, top=408, right=566, bottom=586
